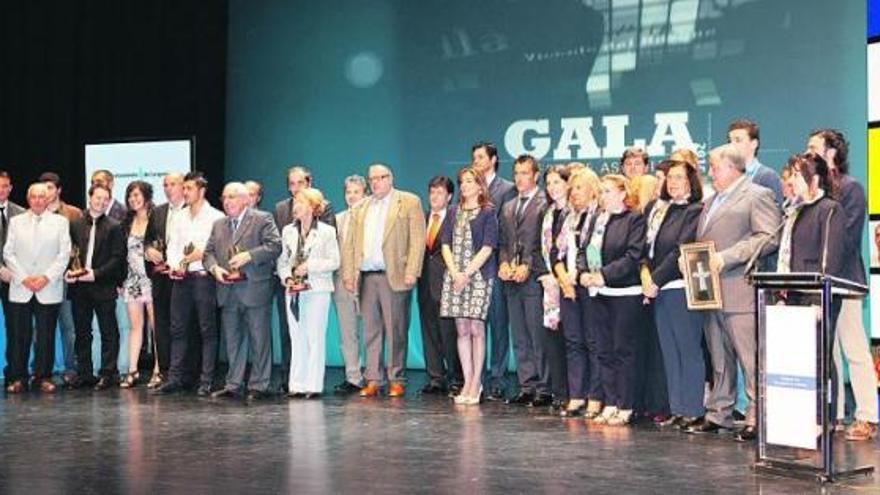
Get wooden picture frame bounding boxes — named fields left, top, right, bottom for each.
left=681, top=241, right=722, bottom=310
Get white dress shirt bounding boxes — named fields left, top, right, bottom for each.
left=164, top=200, right=186, bottom=244
left=360, top=193, right=392, bottom=271
left=167, top=202, right=224, bottom=273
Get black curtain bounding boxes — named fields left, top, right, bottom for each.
left=0, top=0, right=227, bottom=208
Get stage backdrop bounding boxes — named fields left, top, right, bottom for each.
left=226, top=0, right=870, bottom=369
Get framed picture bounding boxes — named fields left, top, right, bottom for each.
left=681, top=241, right=722, bottom=310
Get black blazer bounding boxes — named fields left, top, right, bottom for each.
left=837, top=175, right=867, bottom=284
left=595, top=209, right=646, bottom=288
left=68, top=214, right=126, bottom=300
left=107, top=199, right=127, bottom=223
left=788, top=196, right=845, bottom=277
left=498, top=191, right=547, bottom=276
left=488, top=175, right=516, bottom=217
left=644, top=201, right=703, bottom=287
left=143, top=204, right=172, bottom=280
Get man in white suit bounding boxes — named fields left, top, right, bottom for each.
left=3, top=183, right=71, bottom=393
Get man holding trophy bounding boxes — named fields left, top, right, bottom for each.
left=153, top=171, right=225, bottom=396
left=497, top=155, right=551, bottom=406
left=204, top=182, right=281, bottom=400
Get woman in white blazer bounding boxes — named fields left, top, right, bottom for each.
left=277, top=188, right=340, bottom=398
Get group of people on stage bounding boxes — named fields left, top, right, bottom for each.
left=1, top=120, right=877, bottom=442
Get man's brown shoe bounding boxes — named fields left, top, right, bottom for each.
left=359, top=382, right=381, bottom=397
left=845, top=420, right=878, bottom=441
left=38, top=379, right=57, bottom=393
left=5, top=380, right=24, bottom=393
left=388, top=382, right=405, bottom=398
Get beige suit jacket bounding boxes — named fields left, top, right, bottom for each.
left=341, top=189, right=426, bottom=292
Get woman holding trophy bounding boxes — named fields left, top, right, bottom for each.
left=277, top=188, right=340, bottom=398
left=120, top=181, right=157, bottom=388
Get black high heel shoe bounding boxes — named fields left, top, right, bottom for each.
left=119, top=371, right=140, bottom=389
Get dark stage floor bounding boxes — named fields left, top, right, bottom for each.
left=1, top=369, right=878, bottom=494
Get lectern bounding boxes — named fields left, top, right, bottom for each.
left=750, top=272, right=872, bottom=483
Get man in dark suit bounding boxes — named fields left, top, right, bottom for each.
left=66, top=184, right=126, bottom=390
left=498, top=154, right=551, bottom=407
left=143, top=172, right=187, bottom=386
left=418, top=176, right=462, bottom=395
left=0, top=171, right=26, bottom=317
left=90, top=169, right=127, bottom=221
left=471, top=142, right=516, bottom=401
left=204, top=182, right=281, bottom=400
left=685, top=144, right=780, bottom=441
left=272, top=165, right=336, bottom=391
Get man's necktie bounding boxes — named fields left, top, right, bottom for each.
left=515, top=196, right=529, bottom=224
left=426, top=212, right=440, bottom=249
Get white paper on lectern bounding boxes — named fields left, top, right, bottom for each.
left=765, top=304, right=819, bottom=450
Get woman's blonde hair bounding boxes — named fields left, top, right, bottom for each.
left=600, top=174, right=639, bottom=210
left=629, top=174, right=658, bottom=212
left=294, top=187, right=326, bottom=217
left=567, top=167, right=601, bottom=200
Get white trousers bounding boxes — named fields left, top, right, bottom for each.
left=834, top=298, right=879, bottom=422
left=286, top=291, right=331, bottom=394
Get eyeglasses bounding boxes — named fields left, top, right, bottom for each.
left=368, top=174, right=390, bottom=182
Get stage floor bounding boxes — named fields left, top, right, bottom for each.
left=1, top=369, right=877, bottom=494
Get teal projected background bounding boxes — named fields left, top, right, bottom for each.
left=226, top=0, right=870, bottom=368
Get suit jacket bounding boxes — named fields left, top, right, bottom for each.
left=697, top=177, right=781, bottom=313
left=488, top=174, right=516, bottom=216
left=68, top=214, right=127, bottom=301
left=204, top=208, right=282, bottom=307
left=419, top=210, right=446, bottom=302
left=107, top=199, right=127, bottom=222
left=341, top=189, right=426, bottom=292
left=749, top=160, right=784, bottom=205
left=274, top=197, right=336, bottom=232
left=3, top=211, right=71, bottom=304
left=277, top=221, right=339, bottom=293
left=498, top=190, right=548, bottom=276
left=0, top=201, right=26, bottom=269
left=836, top=174, right=867, bottom=285
left=143, top=203, right=168, bottom=279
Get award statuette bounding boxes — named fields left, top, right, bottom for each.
left=67, top=245, right=87, bottom=278
left=223, top=246, right=247, bottom=283
left=171, top=242, right=196, bottom=278
left=150, top=239, right=170, bottom=274
left=285, top=243, right=310, bottom=293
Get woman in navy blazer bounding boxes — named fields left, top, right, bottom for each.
left=438, top=167, right=498, bottom=405
left=642, top=160, right=705, bottom=429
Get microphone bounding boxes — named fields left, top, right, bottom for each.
left=820, top=207, right=835, bottom=275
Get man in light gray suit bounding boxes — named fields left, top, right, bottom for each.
left=332, top=175, right=368, bottom=395
left=0, top=171, right=26, bottom=318
left=205, top=182, right=282, bottom=400
left=685, top=144, right=780, bottom=442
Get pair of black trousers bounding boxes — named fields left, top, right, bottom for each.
left=150, top=274, right=173, bottom=374
left=6, top=297, right=60, bottom=382
left=560, top=287, right=601, bottom=401
left=592, top=294, right=644, bottom=410
left=168, top=276, right=217, bottom=386
left=71, top=292, right=119, bottom=377
left=417, top=286, right=462, bottom=387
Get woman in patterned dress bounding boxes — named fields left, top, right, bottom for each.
left=120, top=181, right=156, bottom=388
left=439, top=167, right=498, bottom=405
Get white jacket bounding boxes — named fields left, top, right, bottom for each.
left=277, top=221, right=340, bottom=293
left=3, top=211, right=71, bottom=304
